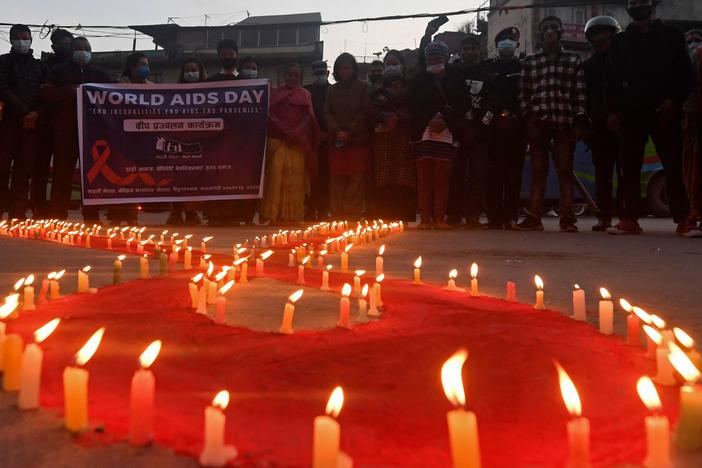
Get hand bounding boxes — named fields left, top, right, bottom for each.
left=606, top=113, right=621, bottom=132
left=425, top=21, right=440, bottom=37
left=22, top=111, right=39, bottom=130
left=336, top=131, right=350, bottom=142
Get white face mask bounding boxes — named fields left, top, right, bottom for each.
left=385, top=64, right=402, bottom=74
left=11, top=39, right=31, bottom=54
left=72, top=50, right=92, bottom=65
left=183, top=71, right=200, bottom=83
left=239, top=68, right=258, bottom=79
left=426, top=63, right=445, bottom=75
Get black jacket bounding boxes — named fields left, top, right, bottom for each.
left=304, top=82, right=329, bottom=133
left=483, top=57, right=521, bottom=118
left=606, top=20, right=693, bottom=115
left=408, top=68, right=467, bottom=141
left=0, top=49, right=48, bottom=122
left=454, top=61, right=496, bottom=126
left=583, top=52, right=609, bottom=125
left=205, top=73, right=238, bottom=82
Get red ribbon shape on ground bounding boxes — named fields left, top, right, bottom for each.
left=87, top=140, right=171, bottom=187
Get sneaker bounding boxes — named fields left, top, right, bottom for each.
left=514, top=216, right=544, bottom=231
left=417, top=220, right=433, bottom=230
left=685, top=226, right=702, bottom=238
left=434, top=221, right=453, bottom=230
left=607, top=219, right=643, bottom=235
left=676, top=217, right=698, bottom=235
left=560, top=222, right=579, bottom=233
left=591, top=220, right=611, bottom=232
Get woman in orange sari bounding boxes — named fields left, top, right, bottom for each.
left=261, top=64, right=320, bottom=224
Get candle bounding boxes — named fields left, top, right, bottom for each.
left=556, top=362, right=589, bottom=468
left=159, top=252, right=167, bottom=276
left=239, top=259, right=248, bottom=283
left=129, top=340, right=161, bottom=445
left=321, top=265, right=332, bottom=291
left=317, top=250, right=327, bottom=269
left=74, top=266, right=90, bottom=293
left=114, top=255, right=125, bottom=285
left=0, top=296, right=20, bottom=370
left=138, top=255, right=149, bottom=279
left=2, top=332, right=23, bottom=392
left=534, top=275, right=545, bottom=310
left=313, top=386, right=344, bottom=468
left=184, top=247, right=192, bottom=270
left=445, top=269, right=459, bottom=291
left=413, top=256, right=422, bottom=285
left=441, top=349, right=481, bottom=468
left=636, top=376, right=670, bottom=468
left=643, top=326, right=676, bottom=386
left=279, top=289, right=304, bottom=334
left=352, top=270, right=365, bottom=298
left=257, top=250, right=273, bottom=275
left=183, top=234, right=192, bottom=248
left=598, top=288, right=613, bottom=335
left=189, top=274, right=203, bottom=308
left=506, top=281, right=517, bottom=302
left=668, top=343, right=702, bottom=451
left=64, top=327, right=105, bottom=432
left=137, top=241, right=145, bottom=255
left=572, top=285, right=586, bottom=321
left=107, top=233, right=115, bottom=249
left=38, top=275, right=50, bottom=305
left=169, top=232, right=178, bottom=245
left=673, top=327, right=702, bottom=370
left=196, top=280, right=208, bottom=315
left=201, top=236, right=213, bottom=253
left=619, top=299, right=641, bottom=345
left=168, top=248, right=178, bottom=273
left=289, top=249, right=296, bottom=267
left=18, top=318, right=61, bottom=409
left=23, top=274, right=35, bottom=311
left=375, top=274, right=385, bottom=309
left=160, top=229, right=167, bottom=244
left=375, top=244, right=385, bottom=276
left=297, top=256, right=310, bottom=285
left=199, top=390, right=238, bottom=467
left=358, top=284, right=369, bottom=323
left=338, top=284, right=352, bottom=328
left=50, top=269, right=65, bottom=300
left=340, top=244, right=352, bottom=272
left=469, top=263, right=479, bottom=297
left=215, top=281, right=234, bottom=325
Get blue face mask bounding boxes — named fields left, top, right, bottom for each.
left=136, top=65, right=151, bottom=80
left=497, top=39, right=518, bottom=50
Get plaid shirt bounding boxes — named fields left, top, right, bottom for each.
left=519, top=49, right=586, bottom=127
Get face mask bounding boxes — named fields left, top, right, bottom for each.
left=183, top=71, right=200, bottom=83
left=426, top=63, right=445, bottom=75
left=11, top=39, right=31, bottom=54
left=313, top=75, right=328, bottom=85
left=72, top=50, right=91, bottom=65
left=220, top=58, right=237, bottom=70
left=136, top=65, right=150, bottom=80
left=239, top=68, right=258, bottom=79
left=627, top=5, right=652, bottom=21
left=688, top=40, right=702, bottom=53
left=497, top=39, right=517, bottom=51
left=385, top=64, right=402, bottom=75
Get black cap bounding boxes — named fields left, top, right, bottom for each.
left=495, top=27, right=520, bottom=44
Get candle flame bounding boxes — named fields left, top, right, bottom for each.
left=599, top=288, right=612, bottom=300
left=117, top=255, right=126, bottom=262
left=379, top=245, right=385, bottom=256
left=233, top=257, right=248, bottom=266
left=215, top=271, right=227, bottom=282
left=534, top=275, right=544, bottom=290
left=574, top=284, right=580, bottom=290
left=362, top=284, right=369, bottom=298
left=47, top=272, right=56, bottom=280
left=325, top=386, right=344, bottom=418
left=619, top=298, right=632, bottom=313
left=139, top=340, right=162, bottom=369
left=449, top=269, right=458, bottom=280
left=470, top=263, right=478, bottom=279
left=219, top=280, right=235, bottom=295
left=288, top=289, right=304, bottom=303
left=341, top=283, right=352, bottom=297
left=184, top=234, right=193, bottom=240
left=34, top=318, right=61, bottom=343
left=376, top=274, right=385, bottom=283
left=81, top=266, right=92, bottom=273
left=632, top=306, right=652, bottom=324
left=414, top=256, right=422, bottom=269
left=260, top=250, right=274, bottom=260
left=207, top=262, right=214, bottom=277
left=673, top=327, right=695, bottom=349
left=344, top=244, right=353, bottom=253
left=0, top=295, right=20, bottom=319
left=212, top=390, right=230, bottom=410
left=555, top=362, right=582, bottom=417
left=301, top=256, right=310, bottom=265
left=202, top=236, right=213, bottom=243
left=192, top=273, right=204, bottom=283
left=354, top=270, right=365, bottom=277
left=54, top=269, right=66, bottom=280
left=203, top=254, right=212, bottom=260
left=643, top=325, right=662, bottom=346
left=75, top=327, right=105, bottom=366
left=161, top=230, right=168, bottom=235
left=650, top=314, right=666, bottom=330
left=636, top=376, right=662, bottom=411
left=441, top=349, right=468, bottom=407
left=25, top=274, right=35, bottom=286
left=668, top=342, right=702, bottom=383
left=326, top=265, right=333, bottom=271
left=13, top=277, right=25, bottom=291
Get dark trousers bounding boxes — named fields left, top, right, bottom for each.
left=619, top=110, right=689, bottom=222
left=587, top=125, right=619, bottom=223
left=526, top=120, right=576, bottom=225
left=416, top=157, right=452, bottom=222
left=31, top=127, right=53, bottom=218
left=486, top=123, right=526, bottom=225
left=51, top=128, right=98, bottom=221
left=305, top=145, right=330, bottom=220
left=0, top=121, right=39, bottom=219
left=446, top=150, right=467, bottom=222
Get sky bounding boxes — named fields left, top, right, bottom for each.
left=1, top=0, right=483, bottom=63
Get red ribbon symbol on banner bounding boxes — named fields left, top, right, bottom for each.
left=87, top=140, right=171, bottom=187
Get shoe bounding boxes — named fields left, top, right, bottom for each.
left=166, top=213, right=184, bottom=226
left=685, top=226, right=702, bottom=238
left=514, top=216, right=544, bottom=231
left=591, top=220, right=611, bottom=232
left=676, top=217, right=698, bottom=235
left=184, top=211, right=201, bottom=226
left=417, top=220, right=433, bottom=230
left=560, top=223, right=579, bottom=233
left=607, top=219, right=643, bottom=235
left=434, top=221, right=453, bottom=230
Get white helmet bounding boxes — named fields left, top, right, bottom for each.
left=584, top=16, right=621, bottom=42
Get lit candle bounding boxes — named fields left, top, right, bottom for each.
left=441, top=349, right=481, bottom=468
left=0, top=296, right=20, bottom=370
left=196, top=279, right=208, bottom=315
left=184, top=247, right=192, bottom=270
left=75, top=266, right=90, bottom=293
left=534, top=275, right=545, bottom=310
left=136, top=240, right=145, bottom=255
left=340, top=244, right=352, bottom=272
left=643, top=325, right=676, bottom=386
left=297, top=256, right=310, bottom=285
left=358, top=284, right=369, bottom=323
left=107, top=233, right=115, bottom=249
left=215, top=281, right=234, bottom=325
left=113, top=255, right=125, bottom=285
left=313, top=386, right=345, bottom=468
left=50, top=269, right=65, bottom=300
left=673, top=327, right=702, bottom=371
left=352, top=270, right=365, bottom=298
left=168, top=248, right=178, bottom=273
left=373, top=274, right=385, bottom=314
left=189, top=274, right=203, bottom=309
left=598, top=288, right=613, bottom=335
left=631, top=307, right=656, bottom=355
left=289, top=249, right=296, bottom=267
left=160, top=229, right=168, bottom=244
left=199, top=390, right=238, bottom=467
left=159, top=252, right=167, bottom=276
left=129, top=340, right=161, bottom=446
left=469, top=263, right=479, bottom=297
left=18, top=318, right=61, bottom=409
left=257, top=250, right=273, bottom=275
left=556, top=362, right=589, bottom=468
left=668, top=344, right=702, bottom=451
left=201, top=236, right=213, bottom=253
left=199, top=253, right=211, bottom=270
left=64, top=327, right=105, bottom=432
left=338, top=284, right=352, bottom=328
left=170, top=232, right=179, bottom=245
left=445, top=269, right=459, bottom=291
left=183, top=234, right=192, bottom=248
left=620, top=299, right=641, bottom=345
left=636, top=376, right=670, bottom=468
left=376, top=244, right=385, bottom=276
left=317, top=250, right=327, bottom=269
left=321, top=265, right=332, bottom=291
left=413, top=256, right=422, bottom=285
left=38, top=273, right=51, bottom=305
left=2, top=328, right=23, bottom=391
left=572, top=284, right=586, bottom=321
left=239, top=258, right=248, bottom=283
left=279, top=289, right=304, bottom=334
left=23, top=274, right=35, bottom=311
left=506, top=281, right=517, bottom=302
left=139, top=255, right=149, bottom=279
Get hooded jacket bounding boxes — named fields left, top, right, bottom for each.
left=0, top=49, right=48, bottom=122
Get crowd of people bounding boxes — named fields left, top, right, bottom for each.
left=1, top=0, right=701, bottom=236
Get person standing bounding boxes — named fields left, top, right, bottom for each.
left=483, top=27, right=526, bottom=230
left=516, top=16, right=587, bottom=233
left=324, top=53, right=371, bottom=221
left=0, top=24, right=48, bottom=220
left=408, top=41, right=466, bottom=229
left=583, top=16, right=622, bottom=231
left=682, top=29, right=702, bottom=236
left=367, top=60, right=385, bottom=91
left=261, top=64, right=319, bottom=224
left=606, top=0, right=694, bottom=235
left=42, top=36, right=112, bottom=223
left=304, top=60, right=331, bottom=221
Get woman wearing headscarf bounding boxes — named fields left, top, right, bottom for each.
left=260, top=63, right=320, bottom=224
left=324, top=53, right=372, bottom=220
